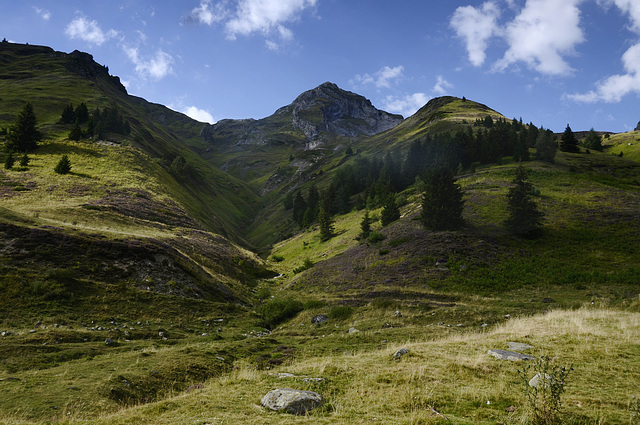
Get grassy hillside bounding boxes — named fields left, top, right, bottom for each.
left=1, top=148, right=639, bottom=424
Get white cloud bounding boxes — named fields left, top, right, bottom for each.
left=494, top=0, right=585, bottom=76
left=352, top=65, right=405, bottom=89
left=433, top=75, right=454, bottom=95
left=183, top=106, right=216, bottom=123
left=450, top=1, right=501, bottom=67
left=33, top=7, right=51, bottom=21
left=567, top=1, right=640, bottom=103
left=124, top=46, right=174, bottom=80
left=65, top=15, right=118, bottom=46
left=185, top=0, right=228, bottom=25
left=225, top=0, right=317, bottom=39
left=382, top=93, right=429, bottom=118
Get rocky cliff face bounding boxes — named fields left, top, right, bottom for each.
left=635, top=121, right=640, bottom=131
left=200, top=82, right=404, bottom=146
left=290, top=82, right=403, bottom=140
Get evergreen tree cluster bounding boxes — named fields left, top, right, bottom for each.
left=6, top=102, right=41, bottom=152
left=60, top=103, right=131, bottom=140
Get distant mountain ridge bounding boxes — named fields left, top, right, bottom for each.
left=200, top=82, right=403, bottom=147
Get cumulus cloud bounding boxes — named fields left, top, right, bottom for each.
left=183, top=0, right=228, bottom=25
left=124, top=46, right=174, bottom=80
left=352, top=65, right=405, bottom=89
left=65, top=15, right=118, bottom=46
left=567, top=1, right=640, bottom=102
left=33, top=7, right=51, bottom=21
left=450, top=1, right=501, bottom=67
left=382, top=93, right=429, bottom=118
left=183, top=0, right=316, bottom=46
left=433, top=75, right=454, bottom=95
left=494, top=0, right=585, bottom=75
left=183, top=106, right=216, bottom=123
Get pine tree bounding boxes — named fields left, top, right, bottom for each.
left=560, top=124, right=579, bottom=153
left=54, top=154, right=72, bottom=175
left=360, top=210, right=372, bottom=239
left=583, top=128, right=603, bottom=151
left=504, top=165, right=544, bottom=237
left=60, top=103, right=76, bottom=124
left=7, top=102, right=41, bottom=152
left=534, top=128, right=557, bottom=163
left=69, top=121, right=83, bottom=141
left=19, top=154, right=30, bottom=167
left=380, top=194, right=400, bottom=226
left=4, top=152, right=15, bottom=170
left=318, top=207, right=334, bottom=241
left=420, top=168, right=465, bottom=231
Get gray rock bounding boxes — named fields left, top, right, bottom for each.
left=261, top=388, right=323, bottom=415
left=507, top=342, right=534, bottom=351
left=348, top=327, right=360, bottom=334
left=529, top=373, right=552, bottom=388
left=311, top=315, right=329, bottom=325
left=393, top=310, right=402, bottom=317
left=105, top=338, right=114, bottom=346
left=34, top=321, right=42, bottom=329
left=487, top=349, right=535, bottom=361
left=302, top=377, right=325, bottom=384
left=393, top=348, right=409, bottom=359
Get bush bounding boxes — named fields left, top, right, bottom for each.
left=258, top=298, right=303, bottom=329
left=255, top=287, right=271, bottom=300
left=517, top=355, right=573, bottom=425
left=328, top=305, right=353, bottom=320
left=293, top=258, right=314, bottom=274
left=303, top=300, right=326, bottom=310
left=270, top=254, right=284, bottom=262
left=367, top=231, right=385, bottom=244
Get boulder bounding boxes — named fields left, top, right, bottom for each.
left=261, top=388, right=323, bottom=415
left=311, top=315, right=329, bottom=325
left=487, top=349, right=535, bottom=361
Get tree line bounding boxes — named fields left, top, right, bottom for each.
left=60, top=102, right=131, bottom=141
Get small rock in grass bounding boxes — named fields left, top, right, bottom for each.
left=311, top=315, right=329, bottom=325
left=507, top=342, right=534, bottom=351
left=393, top=348, right=409, bottom=359
left=487, top=349, right=534, bottom=361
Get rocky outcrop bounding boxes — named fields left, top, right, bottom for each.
left=200, top=82, right=404, bottom=146
left=291, top=82, right=403, bottom=140
left=635, top=121, right=640, bottom=131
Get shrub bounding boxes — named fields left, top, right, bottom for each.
left=517, top=355, right=573, bottom=425
left=293, top=258, right=314, bottom=274
left=367, top=231, right=385, bottom=244
left=270, top=254, right=284, bottom=262
left=19, top=154, right=30, bottom=167
left=328, top=305, right=353, bottom=320
left=303, top=300, right=326, bottom=310
left=255, top=287, right=271, bottom=300
left=258, top=298, right=303, bottom=329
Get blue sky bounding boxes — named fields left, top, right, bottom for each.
left=3, top=0, right=640, bottom=133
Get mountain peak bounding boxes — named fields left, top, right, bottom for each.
left=290, top=82, right=403, bottom=139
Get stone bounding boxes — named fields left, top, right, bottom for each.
left=302, top=377, right=325, bottom=384
left=487, top=349, right=535, bottom=361
left=105, top=338, right=114, bottom=346
left=541, top=297, right=555, bottom=303
left=393, top=310, right=402, bottom=317
left=529, top=373, right=552, bottom=388
left=311, top=315, right=329, bottom=325
left=261, top=388, right=323, bottom=415
left=34, top=321, right=42, bottom=329
left=507, top=342, right=534, bottom=351
left=393, top=347, right=409, bottom=359
left=348, top=327, right=360, bottom=334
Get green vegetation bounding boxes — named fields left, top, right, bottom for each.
left=1, top=41, right=640, bottom=425
left=54, top=154, right=72, bottom=174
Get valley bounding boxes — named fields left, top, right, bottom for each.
left=0, top=42, right=639, bottom=424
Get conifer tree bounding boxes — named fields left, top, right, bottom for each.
left=505, top=165, right=544, bottom=237
left=380, top=194, right=400, bottom=226
left=583, top=128, right=603, bottom=151
left=60, top=103, right=76, bottom=124
left=19, top=154, right=30, bottom=167
left=318, top=207, right=334, bottom=241
left=560, top=124, right=579, bottom=153
left=360, top=210, right=372, bottom=239
left=7, top=102, right=41, bottom=152
left=54, top=154, right=72, bottom=175
left=420, top=168, right=465, bottom=231
left=69, top=121, right=83, bottom=141
left=534, top=128, right=557, bottom=163
left=4, top=152, right=15, bottom=169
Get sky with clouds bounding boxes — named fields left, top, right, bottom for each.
left=2, top=0, right=640, bottom=132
